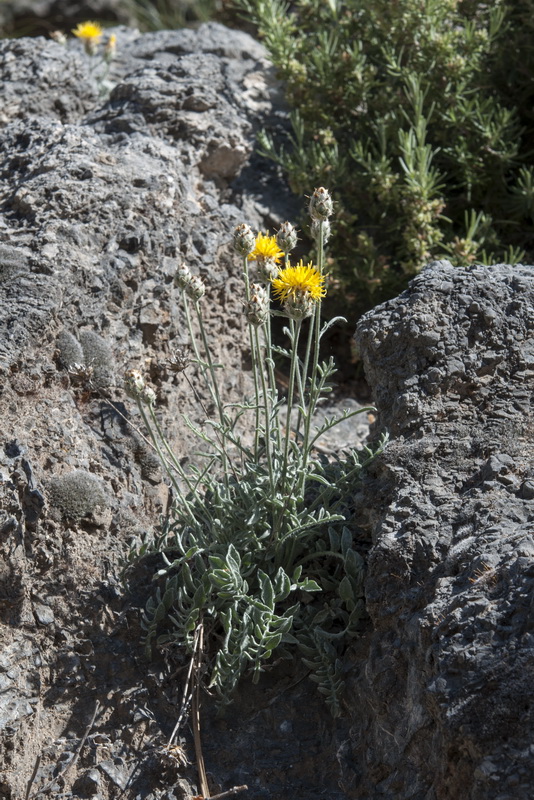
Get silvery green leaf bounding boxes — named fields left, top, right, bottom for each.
left=181, top=563, right=196, bottom=593
left=258, top=570, right=274, bottom=609
left=338, top=575, right=354, bottom=604
left=328, top=527, right=341, bottom=551
left=209, top=555, right=226, bottom=570
left=271, top=615, right=293, bottom=634
left=264, top=633, right=282, bottom=652
left=319, top=315, right=347, bottom=339
left=225, top=543, right=241, bottom=575
left=281, top=631, right=299, bottom=645
left=344, top=548, right=365, bottom=581
left=340, top=527, right=353, bottom=556
left=298, top=578, right=322, bottom=592
left=291, top=565, right=303, bottom=585
left=273, top=567, right=291, bottom=600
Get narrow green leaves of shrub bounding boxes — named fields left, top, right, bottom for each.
left=238, top=0, right=533, bottom=313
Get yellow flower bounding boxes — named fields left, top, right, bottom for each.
left=72, top=21, right=103, bottom=42
left=248, top=233, right=284, bottom=264
left=271, top=260, right=326, bottom=303
left=72, top=22, right=104, bottom=50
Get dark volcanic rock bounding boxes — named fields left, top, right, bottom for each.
left=4, top=18, right=532, bottom=800
left=0, top=23, right=324, bottom=800
left=352, top=260, right=534, bottom=800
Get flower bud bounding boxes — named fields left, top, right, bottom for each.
left=140, top=385, right=157, bottom=406
left=233, top=223, right=256, bottom=257
left=51, top=30, right=67, bottom=45
left=174, top=263, right=192, bottom=290
left=124, top=369, right=157, bottom=405
left=124, top=369, right=145, bottom=398
left=256, top=259, right=279, bottom=283
left=245, top=283, right=269, bottom=326
left=276, top=222, right=298, bottom=253
left=283, top=290, right=314, bottom=321
left=311, top=218, right=331, bottom=244
left=309, top=187, right=333, bottom=221
left=185, top=274, right=205, bottom=300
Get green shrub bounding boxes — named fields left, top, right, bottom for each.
left=236, top=0, right=534, bottom=312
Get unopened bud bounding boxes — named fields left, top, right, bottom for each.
left=310, top=218, right=331, bottom=244
left=245, top=283, right=269, bottom=326
left=233, top=223, right=255, bottom=257
left=185, top=274, right=205, bottom=300
left=276, top=222, right=298, bottom=253
left=309, top=187, right=333, bottom=221
left=255, top=259, right=279, bottom=283
left=51, top=30, right=67, bottom=45
left=124, top=370, right=157, bottom=405
left=124, top=369, right=145, bottom=398
left=283, top=291, right=314, bottom=321
left=174, top=263, right=192, bottom=290
left=140, top=385, right=157, bottom=406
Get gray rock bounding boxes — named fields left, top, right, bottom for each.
left=33, top=603, right=55, bottom=625
left=351, top=260, right=534, bottom=799
left=0, top=21, right=306, bottom=800
left=99, top=758, right=129, bottom=789
left=0, top=640, right=38, bottom=732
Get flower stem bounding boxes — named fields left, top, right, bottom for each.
left=193, top=300, right=229, bottom=483
left=282, top=318, right=302, bottom=490
left=263, top=285, right=281, bottom=450
left=183, top=294, right=217, bottom=409
left=243, top=256, right=261, bottom=459
left=136, top=398, right=202, bottom=531
left=253, top=325, right=274, bottom=494
left=300, top=222, right=324, bottom=476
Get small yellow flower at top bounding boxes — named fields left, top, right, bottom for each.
left=72, top=21, right=103, bottom=55
left=271, top=260, right=326, bottom=304
left=248, top=233, right=284, bottom=265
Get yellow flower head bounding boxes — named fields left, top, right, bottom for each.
left=72, top=21, right=103, bottom=42
left=271, top=260, right=326, bottom=303
left=248, top=233, right=284, bottom=264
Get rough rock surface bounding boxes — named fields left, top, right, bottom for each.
left=353, top=261, right=534, bottom=799
left=3, top=19, right=532, bottom=800
left=0, top=23, right=355, bottom=800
